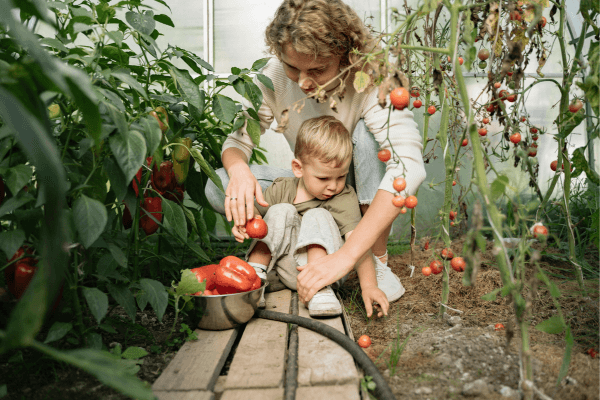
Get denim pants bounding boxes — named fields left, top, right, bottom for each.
left=205, top=120, right=386, bottom=214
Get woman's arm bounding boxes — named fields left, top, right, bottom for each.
left=222, top=147, right=269, bottom=226
left=296, top=188, right=400, bottom=303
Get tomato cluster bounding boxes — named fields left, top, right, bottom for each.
left=422, top=248, right=466, bottom=276
left=191, top=256, right=262, bottom=296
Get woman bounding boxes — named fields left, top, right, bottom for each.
left=206, top=0, right=426, bottom=304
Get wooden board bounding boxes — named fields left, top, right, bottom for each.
left=224, top=290, right=292, bottom=390
left=220, top=388, right=285, bottom=400
left=153, top=390, right=215, bottom=400
left=296, top=302, right=360, bottom=387
left=152, top=328, right=238, bottom=391
left=296, top=384, right=361, bottom=400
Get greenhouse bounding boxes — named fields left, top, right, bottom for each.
left=0, top=0, right=598, bottom=399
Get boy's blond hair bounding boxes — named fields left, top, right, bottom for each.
left=294, top=116, right=352, bottom=167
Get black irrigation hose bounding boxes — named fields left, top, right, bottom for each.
left=256, top=308, right=397, bottom=400
left=284, top=293, right=299, bottom=400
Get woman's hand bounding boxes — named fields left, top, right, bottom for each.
left=296, top=250, right=356, bottom=304
left=361, top=286, right=389, bottom=318
left=225, top=163, right=268, bottom=226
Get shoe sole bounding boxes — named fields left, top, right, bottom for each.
left=309, top=307, right=342, bottom=317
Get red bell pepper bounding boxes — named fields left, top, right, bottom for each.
left=250, top=275, right=262, bottom=291
left=140, top=197, right=162, bottom=235
left=214, top=256, right=257, bottom=294
left=14, top=262, right=36, bottom=299
left=122, top=203, right=133, bottom=229
left=151, top=161, right=177, bottom=194
left=191, top=264, right=219, bottom=291
left=5, top=246, right=36, bottom=298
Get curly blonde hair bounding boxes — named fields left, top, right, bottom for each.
left=294, top=116, right=352, bottom=167
left=265, top=0, right=378, bottom=71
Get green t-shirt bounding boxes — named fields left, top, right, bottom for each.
left=254, top=177, right=362, bottom=236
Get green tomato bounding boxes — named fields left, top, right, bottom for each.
left=479, top=61, right=487, bottom=69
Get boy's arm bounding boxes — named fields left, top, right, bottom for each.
left=344, top=230, right=389, bottom=317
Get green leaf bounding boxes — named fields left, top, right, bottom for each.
left=107, top=243, right=128, bottom=269
left=0, top=229, right=25, bottom=260
left=170, top=67, right=203, bottom=110
left=0, top=191, right=35, bottom=218
left=491, top=175, right=509, bottom=201
left=5, top=164, right=33, bottom=196
left=572, top=147, right=599, bottom=185
left=162, top=198, right=187, bottom=242
left=139, top=279, right=168, bottom=322
left=82, top=287, right=109, bottom=325
left=257, top=73, right=274, bottom=92
left=186, top=239, right=210, bottom=261
left=125, top=11, right=155, bottom=35
left=189, top=148, right=223, bottom=192
left=535, top=315, right=565, bottom=334
left=154, top=14, right=174, bottom=27
left=176, top=269, right=206, bottom=296
left=138, top=115, right=162, bottom=157
left=107, top=284, right=137, bottom=322
left=73, top=195, right=108, bottom=248
left=107, top=105, right=129, bottom=136
left=481, top=287, right=502, bottom=301
left=106, top=31, right=124, bottom=47
left=244, top=82, right=263, bottom=111
left=103, top=158, right=127, bottom=202
left=252, top=58, right=269, bottom=70
left=121, top=347, right=149, bottom=360
left=111, top=71, right=149, bottom=100
left=246, top=118, right=261, bottom=146
left=557, top=326, right=574, bottom=385
left=110, top=130, right=146, bottom=185
left=34, top=346, right=154, bottom=400
left=556, top=108, right=585, bottom=139
left=44, top=322, right=73, bottom=344
left=212, top=94, right=236, bottom=124
left=65, top=74, right=102, bottom=145
left=353, top=71, right=370, bottom=93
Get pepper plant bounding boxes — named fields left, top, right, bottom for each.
left=0, top=0, right=270, bottom=397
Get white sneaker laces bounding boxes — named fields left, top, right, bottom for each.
left=375, top=252, right=388, bottom=280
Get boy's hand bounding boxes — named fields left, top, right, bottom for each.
left=361, top=286, right=389, bottom=318
left=231, top=225, right=249, bottom=243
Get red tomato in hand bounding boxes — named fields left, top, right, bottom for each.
left=392, top=195, right=405, bottom=208
left=358, top=335, right=371, bottom=348
left=246, top=217, right=268, bottom=239
left=390, top=87, right=410, bottom=110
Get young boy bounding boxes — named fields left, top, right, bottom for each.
left=232, top=116, right=389, bottom=318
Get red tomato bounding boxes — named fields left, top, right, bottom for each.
left=533, top=224, right=548, bottom=238
left=507, top=94, right=517, bottom=102
left=569, top=100, right=583, bottom=113
left=478, top=49, right=490, bottom=61
left=452, top=180, right=456, bottom=186
left=441, top=248, right=454, bottom=259
left=390, top=87, right=410, bottom=110
left=393, top=177, right=407, bottom=192
left=495, top=323, right=505, bottom=331
left=528, top=149, right=537, bottom=157
left=458, top=57, right=464, bottom=65
left=449, top=211, right=457, bottom=220
left=478, top=128, right=487, bottom=136
left=246, top=217, right=268, bottom=239
left=377, top=149, right=391, bottom=162
left=486, top=104, right=495, bottom=113
left=530, top=127, right=538, bottom=134
left=405, top=195, right=418, bottom=209
left=413, top=99, right=422, bottom=108
left=430, top=260, right=443, bottom=275
left=494, top=82, right=501, bottom=89
left=451, top=257, right=466, bottom=272
left=509, top=132, right=521, bottom=144
left=539, top=16, right=547, bottom=28
left=422, top=266, right=432, bottom=276
left=461, top=138, right=469, bottom=147
left=550, top=160, right=558, bottom=171
left=482, top=117, right=490, bottom=124
left=427, top=105, right=436, bottom=115
left=520, top=116, right=527, bottom=122
left=358, top=335, right=371, bottom=348
left=392, top=195, right=405, bottom=208
left=399, top=207, right=407, bottom=214
left=410, top=87, right=420, bottom=97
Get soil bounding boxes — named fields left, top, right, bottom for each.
left=0, top=238, right=598, bottom=400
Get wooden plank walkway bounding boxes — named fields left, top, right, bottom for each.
left=153, top=289, right=363, bottom=400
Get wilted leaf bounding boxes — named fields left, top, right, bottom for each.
left=353, top=71, right=370, bottom=93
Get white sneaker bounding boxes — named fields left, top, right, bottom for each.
left=374, top=254, right=405, bottom=302
left=249, top=262, right=267, bottom=308
left=308, top=286, right=342, bottom=317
